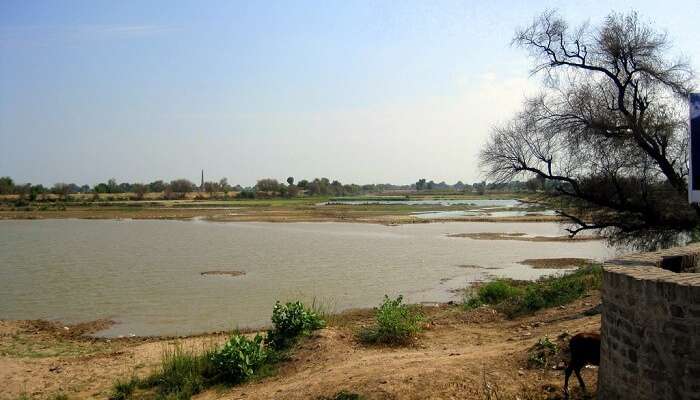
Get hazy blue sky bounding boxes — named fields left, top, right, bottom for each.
left=1, top=0, right=699, bottom=186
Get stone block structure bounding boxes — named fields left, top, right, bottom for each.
left=599, top=243, right=700, bottom=399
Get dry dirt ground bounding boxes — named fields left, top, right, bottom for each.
left=1, top=295, right=601, bottom=400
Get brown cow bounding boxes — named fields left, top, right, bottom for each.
left=564, top=332, right=600, bottom=398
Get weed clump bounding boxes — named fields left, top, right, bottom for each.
left=209, top=334, right=270, bottom=384
left=109, top=377, right=138, bottom=400
left=143, top=343, right=216, bottom=399
left=266, top=301, right=325, bottom=350
left=464, top=265, right=602, bottom=317
left=358, top=295, right=423, bottom=345
left=527, top=336, right=559, bottom=368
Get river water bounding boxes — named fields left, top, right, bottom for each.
left=0, top=219, right=617, bottom=337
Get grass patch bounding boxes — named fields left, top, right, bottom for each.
left=142, top=343, right=215, bottom=399
left=109, top=376, right=138, bottom=400
left=465, top=280, right=524, bottom=308
left=464, top=265, right=602, bottom=317
left=0, top=334, right=115, bottom=358
left=358, top=295, right=423, bottom=345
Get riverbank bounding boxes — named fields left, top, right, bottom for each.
left=1, top=293, right=600, bottom=400
left=0, top=195, right=563, bottom=225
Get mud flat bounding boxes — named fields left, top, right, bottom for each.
left=518, top=258, right=597, bottom=269
left=448, top=232, right=601, bottom=242
left=200, top=270, right=246, bottom=277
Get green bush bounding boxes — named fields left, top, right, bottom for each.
left=465, top=280, right=523, bottom=308
left=464, top=265, right=602, bottom=318
left=266, top=301, right=325, bottom=350
left=209, top=334, right=269, bottom=384
left=358, top=295, right=423, bottom=345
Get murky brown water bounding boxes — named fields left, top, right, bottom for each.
left=0, top=219, right=618, bottom=337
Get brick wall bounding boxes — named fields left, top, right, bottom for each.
left=599, top=244, right=700, bottom=399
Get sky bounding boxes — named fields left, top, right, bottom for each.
left=1, top=0, right=699, bottom=187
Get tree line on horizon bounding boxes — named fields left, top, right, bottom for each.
left=0, top=175, right=544, bottom=201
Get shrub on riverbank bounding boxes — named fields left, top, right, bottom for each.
left=464, top=265, right=602, bottom=317
left=358, top=295, right=423, bottom=345
left=210, top=334, right=271, bottom=384
left=266, top=301, right=325, bottom=350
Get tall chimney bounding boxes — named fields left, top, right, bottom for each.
left=201, top=169, right=204, bottom=190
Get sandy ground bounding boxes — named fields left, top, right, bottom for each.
left=1, top=294, right=601, bottom=400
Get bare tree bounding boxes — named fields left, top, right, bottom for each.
left=480, top=11, right=697, bottom=247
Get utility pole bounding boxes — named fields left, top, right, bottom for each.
left=201, top=169, right=204, bottom=191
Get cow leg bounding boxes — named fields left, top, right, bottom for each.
left=563, top=365, right=573, bottom=398
left=574, top=366, right=587, bottom=394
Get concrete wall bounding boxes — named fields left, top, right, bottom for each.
left=599, top=244, right=700, bottom=399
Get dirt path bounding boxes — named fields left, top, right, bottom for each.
left=1, top=296, right=601, bottom=400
